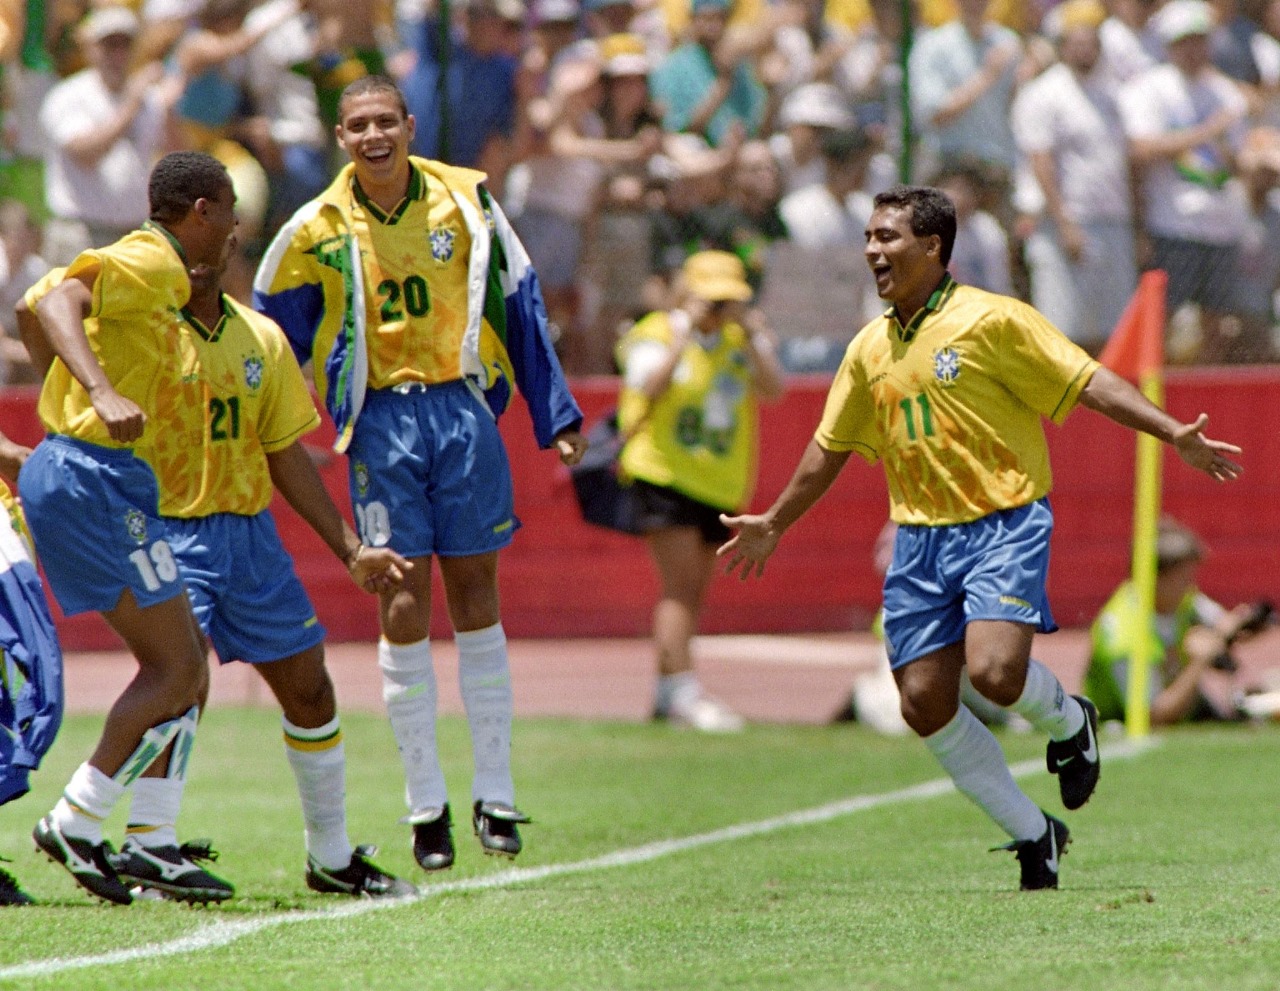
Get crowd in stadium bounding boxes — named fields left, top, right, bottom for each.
left=3, top=0, right=1280, bottom=380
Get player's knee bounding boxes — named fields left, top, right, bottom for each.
left=965, top=660, right=1022, bottom=708
left=898, top=683, right=956, bottom=737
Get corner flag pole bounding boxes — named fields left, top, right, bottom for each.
left=1098, top=270, right=1167, bottom=739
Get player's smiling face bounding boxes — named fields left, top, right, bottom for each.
left=336, top=90, right=416, bottom=188
left=864, top=204, right=945, bottom=315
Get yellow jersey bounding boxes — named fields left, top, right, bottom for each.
left=148, top=295, right=321, bottom=518
left=816, top=275, right=1098, bottom=526
left=617, top=312, right=760, bottom=513
left=27, top=224, right=191, bottom=450
left=353, top=165, right=474, bottom=389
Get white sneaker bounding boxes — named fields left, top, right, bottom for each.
left=666, top=694, right=746, bottom=733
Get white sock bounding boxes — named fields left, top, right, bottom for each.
left=656, top=672, right=698, bottom=714
left=1009, top=660, right=1084, bottom=741
left=378, top=637, right=447, bottom=814
left=126, top=778, right=183, bottom=849
left=923, top=706, right=1046, bottom=841
left=457, top=623, right=514, bottom=806
left=283, top=715, right=353, bottom=871
left=52, top=762, right=125, bottom=844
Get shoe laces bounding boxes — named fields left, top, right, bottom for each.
left=177, top=839, right=221, bottom=865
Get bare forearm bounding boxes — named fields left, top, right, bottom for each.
left=266, top=443, right=361, bottom=564
left=1078, top=366, right=1181, bottom=443
left=764, top=439, right=850, bottom=534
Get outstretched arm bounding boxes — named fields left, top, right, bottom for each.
left=1078, top=366, right=1242, bottom=481
left=717, top=439, right=852, bottom=580
left=266, top=442, right=411, bottom=593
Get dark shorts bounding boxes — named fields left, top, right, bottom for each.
left=632, top=480, right=731, bottom=545
left=1149, top=236, right=1239, bottom=313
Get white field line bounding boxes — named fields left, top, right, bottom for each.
left=0, top=739, right=1153, bottom=983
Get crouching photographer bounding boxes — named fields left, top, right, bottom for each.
left=1082, top=519, right=1274, bottom=727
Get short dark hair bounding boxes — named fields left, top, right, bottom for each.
left=337, top=74, right=409, bottom=123
left=819, top=128, right=873, bottom=164
left=872, top=184, right=957, bottom=267
left=149, top=151, right=230, bottom=224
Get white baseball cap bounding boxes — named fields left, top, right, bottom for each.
left=78, top=5, right=141, bottom=43
left=779, top=84, right=856, bottom=131
left=1151, top=0, right=1215, bottom=44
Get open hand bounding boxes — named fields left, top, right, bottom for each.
left=1172, top=413, right=1242, bottom=482
left=716, top=512, right=780, bottom=580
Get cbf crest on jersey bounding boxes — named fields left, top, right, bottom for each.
left=124, top=508, right=148, bottom=545
left=429, top=226, right=455, bottom=263
left=243, top=355, right=264, bottom=391
left=354, top=461, right=370, bottom=498
left=933, top=346, right=961, bottom=386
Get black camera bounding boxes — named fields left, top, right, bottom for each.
left=1210, top=600, right=1274, bottom=673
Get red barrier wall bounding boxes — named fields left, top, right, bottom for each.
left=5, top=367, right=1278, bottom=651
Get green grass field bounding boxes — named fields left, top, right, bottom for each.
left=0, top=710, right=1277, bottom=991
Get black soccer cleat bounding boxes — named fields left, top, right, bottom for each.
left=1047, top=695, right=1101, bottom=810
left=411, top=805, right=455, bottom=872
left=33, top=815, right=132, bottom=905
left=305, top=844, right=417, bottom=898
left=472, top=801, right=530, bottom=858
left=0, top=859, right=33, bottom=906
left=111, top=838, right=234, bottom=904
left=992, top=812, right=1070, bottom=891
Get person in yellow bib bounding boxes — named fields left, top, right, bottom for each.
left=616, top=250, right=784, bottom=732
left=1084, top=518, right=1270, bottom=727
left=719, top=185, right=1243, bottom=891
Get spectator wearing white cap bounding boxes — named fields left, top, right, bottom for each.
left=38, top=6, right=172, bottom=266
left=769, top=81, right=856, bottom=193
left=1013, top=0, right=1136, bottom=352
left=779, top=126, right=874, bottom=248
left=1119, top=0, right=1252, bottom=362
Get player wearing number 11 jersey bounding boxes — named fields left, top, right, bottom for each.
left=719, top=185, right=1243, bottom=891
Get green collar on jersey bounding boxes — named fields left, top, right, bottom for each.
left=141, top=220, right=188, bottom=266
left=887, top=272, right=957, bottom=343
left=181, top=293, right=233, bottom=343
left=352, top=163, right=425, bottom=225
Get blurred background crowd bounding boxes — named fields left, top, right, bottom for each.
left=4, top=0, right=1280, bottom=381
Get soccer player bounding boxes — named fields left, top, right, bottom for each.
left=254, top=75, right=587, bottom=872
left=20, top=248, right=416, bottom=899
left=718, top=185, right=1243, bottom=891
left=0, top=430, right=63, bottom=906
left=15, top=151, right=234, bottom=905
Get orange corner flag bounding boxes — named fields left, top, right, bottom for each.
left=1098, top=270, right=1167, bottom=380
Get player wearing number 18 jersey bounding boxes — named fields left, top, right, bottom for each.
left=16, top=153, right=233, bottom=904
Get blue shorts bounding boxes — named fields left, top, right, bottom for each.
left=347, top=381, right=519, bottom=558
left=882, top=498, right=1058, bottom=669
left=18, top=436, right=185, bottom=616
left=166, top=511, right=326, bottom=665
